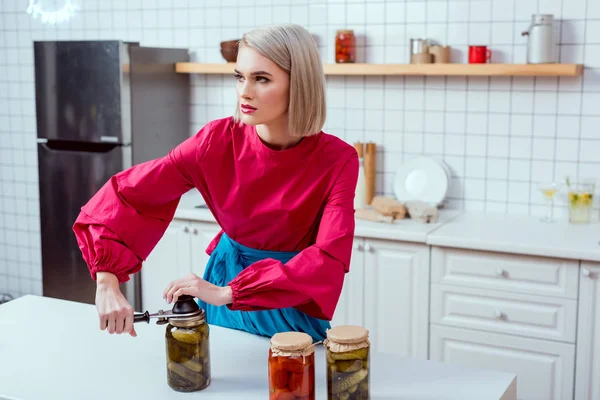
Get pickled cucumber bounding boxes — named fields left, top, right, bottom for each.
left=172, top=329, right=201, bottom=344
left=330, top=347, right=369, bottom=361
left=359, top=381, right=369, bottom=392
left=347, top=384, right=358, bottom=394
left=338, top=392, right=350, bottom=400
left=336, top=360, right=362, bottom=373
left=332, top=369, right=368, bottom=394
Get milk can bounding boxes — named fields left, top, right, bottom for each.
left=522, top=14, right=557, bottom=64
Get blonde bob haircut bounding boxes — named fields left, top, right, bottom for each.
left=233, top=24, right=327, bottom=137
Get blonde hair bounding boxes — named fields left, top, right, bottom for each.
left=233, top=24, right=326, bottom=137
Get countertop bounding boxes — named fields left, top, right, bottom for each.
left=0, top=295, right=516, bottom=400
left=173, top=190, right=600, bottom=262
left=427, top=211, right=600, bottom=262
left=173, top=190, right=462, bottom=243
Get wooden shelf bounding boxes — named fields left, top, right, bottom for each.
left=175, top=62, right=583, bottom=77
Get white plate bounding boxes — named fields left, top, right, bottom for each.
left=393, top=156, right=449, bottom=206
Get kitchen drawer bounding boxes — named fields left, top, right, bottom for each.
left=431, top=283, right=577, bottom=343
left=431, top=247, right=579, bottom=299
left=430, top=325, right=575, bottom=400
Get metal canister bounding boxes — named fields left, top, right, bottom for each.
left=522, top=14, right=557, bottom=64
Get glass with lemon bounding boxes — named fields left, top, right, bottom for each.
left=567, top=182, right=595, bottom=224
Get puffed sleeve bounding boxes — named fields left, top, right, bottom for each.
left=72, top=121, right=215, bottom=283
left=227, top=151, right=359, bottom=320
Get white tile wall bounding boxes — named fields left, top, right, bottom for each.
left=1, top=0, right=600, bottom=298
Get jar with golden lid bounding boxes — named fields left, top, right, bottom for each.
left=269, top=331, right=316, bottom=400
left=335, top=30, right=356, bottom=63
left=165, top=304, right=210, bottom=392
left=324, top=325, right=370, bottom=400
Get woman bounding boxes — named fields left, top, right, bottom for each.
left=73, top=24, right=359, bottom=342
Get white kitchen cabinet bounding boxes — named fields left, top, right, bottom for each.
left=331, top=238, right=366, bottom=328
left=333, top=237, right=430, bottom=359
left=575, top=262, right=600, bottom=400
left=431, top=325, right=575, bottom=400
left=189, top=221, right=221, bottom=280
left=141, top=220, right=220, bottom=311
left=141, top=220, right=192, bottom=312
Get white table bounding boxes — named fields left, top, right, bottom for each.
left=0, top=296, right=516, bottom=400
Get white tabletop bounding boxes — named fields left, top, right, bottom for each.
left=427, top=211, right=600, bottom=262
left=0, top=295, right=516, bottom=400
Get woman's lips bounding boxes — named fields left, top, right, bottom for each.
left=241, top=104, right=257, bottom=114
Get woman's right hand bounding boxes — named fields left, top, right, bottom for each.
left=95, top=272, right=137, bottom=337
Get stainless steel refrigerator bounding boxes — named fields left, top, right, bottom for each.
left=34, top=40, right=190, bottom=310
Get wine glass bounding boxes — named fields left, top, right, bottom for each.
left=537, top=182, right=560, bottom=222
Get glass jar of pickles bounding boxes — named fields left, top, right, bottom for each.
left=165, top=308, right=211, bottom=392
left=324, top=325, right=370, bottom=400
left=335, top=30, right=356, bottom=63
left=269, top=331, right=316, bottom=400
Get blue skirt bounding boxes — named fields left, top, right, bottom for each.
left=197, top=233, right=330, bottom=342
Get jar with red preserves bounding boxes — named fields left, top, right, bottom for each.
left=335, top=30, right=356, bottom=63
left=269, top=332, right=316, bottom=400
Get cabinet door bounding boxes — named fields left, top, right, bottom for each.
left=363, top=239, right=429, bottom=358
left=575, top=262, right=600, bottom=400
left=189, top=221, right=221, bottom=280
left=331, top=238, right=365, bottom=328
left=141, top=220, right=191, bottom=312
left=431, top=325, right=575, bottom=400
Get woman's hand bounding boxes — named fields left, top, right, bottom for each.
left=163, top=273, right=233, bottom=307
left=96, top=272, right=137, bottom=337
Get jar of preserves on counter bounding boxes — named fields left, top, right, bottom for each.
left=269, top=331, right=316, bottom=400
left=335, top=30, right=356, bottom=63
left=165, top=306, right=211, bottom=392
left=324, top=325, right=370, bottom=400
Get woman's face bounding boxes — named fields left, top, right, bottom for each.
left=235, top=46, right=290, bottom=126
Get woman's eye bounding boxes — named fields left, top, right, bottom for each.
left=256, top=76, right=269, bottom=83
left=234, top=73, right=244, bottom=81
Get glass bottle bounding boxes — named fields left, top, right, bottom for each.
left=324, top=325, right=370, bottom=400
left=268, top=331, right=316, bottom=400
left=165, top=309, right=211, bottom=392
left=335, top=30, right=356, bottom=63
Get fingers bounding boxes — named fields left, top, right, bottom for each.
left=123, top=311, right=134, bottom=336
left=164, top=274, right=198, bottom=304
left=99, top=312, right=108, bottom=331
left=129, top=326, right=137, bottom=337
left=107, top=312, right=116, bottom=334
left=172, top=287, right=189, bottom=304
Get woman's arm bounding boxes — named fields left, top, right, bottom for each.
left=73, top=121, right=214, bottom=284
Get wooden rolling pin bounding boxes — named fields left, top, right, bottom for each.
left=371, top=196, right=406, bottom=219
left=364, top=142, right=376, bottom=205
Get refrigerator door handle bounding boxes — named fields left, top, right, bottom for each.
left=39, top=140, right=122, bottom=153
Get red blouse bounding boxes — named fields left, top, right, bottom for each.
left=73, top=117, right=359, bottom=320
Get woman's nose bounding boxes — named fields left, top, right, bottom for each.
left=239, top=82, right=253, bottom=99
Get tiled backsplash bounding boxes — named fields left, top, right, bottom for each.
left=1, top=0, right=599, bottom=297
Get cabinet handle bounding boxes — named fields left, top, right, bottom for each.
left=494, top=309, right=505, bottom=319
left=495, top=268, right=506, bottom=277
left=582, top=268, right=592, bottom=278
left=183, top=226, right=189, bottom=233
left=192, top=228, right=199, bottom=235
left=365, top=243, right=374, bottom=252
left=354, top=242, right=364, bottom=251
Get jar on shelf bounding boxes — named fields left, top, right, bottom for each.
left=165, top=304, right=211, bottom=392
left=324, top=325, right=370, bottom=400
left=268, top=331, right=316, bottom=400
left=335, top=30, right=356, bottom=63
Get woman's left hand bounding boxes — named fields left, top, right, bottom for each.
left=163, top=273, right=233, bottom=307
